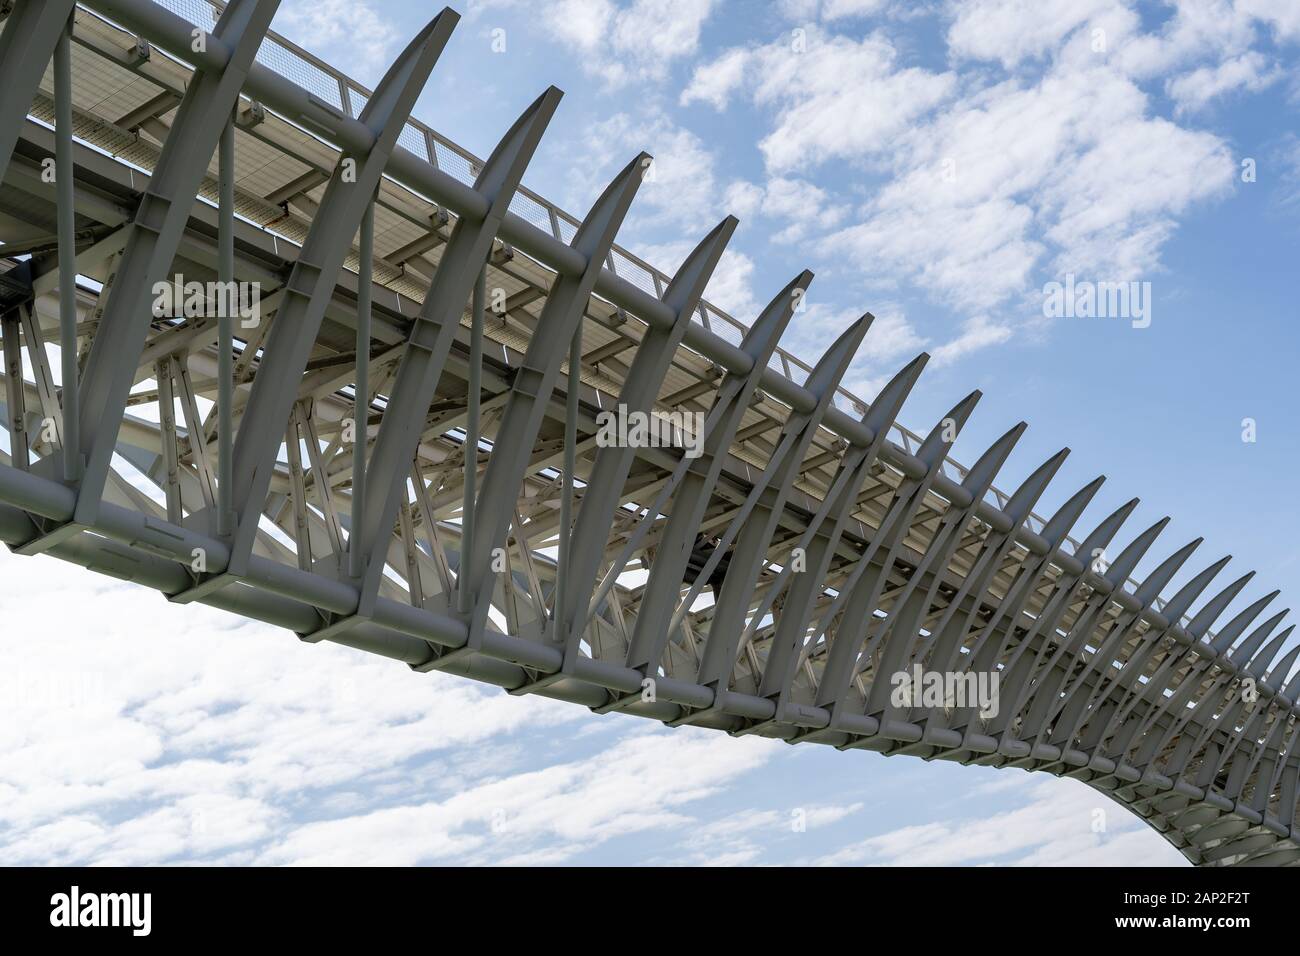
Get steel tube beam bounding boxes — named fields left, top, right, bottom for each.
left=458, top=264, right=484, bottom=613
left=217, top=109, right=235, bottom=534
left=349, top=195, right=374, bottom=579
left=553, top=320, right=580, bottom=630
left=54, top=13, right=80, bottom=481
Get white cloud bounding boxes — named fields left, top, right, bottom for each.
left=576, top=111, right=720, bottom=231
left=505, top=0, right=720, bottom=87
left=811, top=775, right=1188, bottom=866
left=1239, top=0, right=1300, bottom=43
left=778, top=0, right=887, bottom=20
left=678, top=14, right=1236, bottom=343
left=680, top=47, right=749, bottom=109
left=720, top=177, right=846, bottom=242
left=0, top=553, right=582, bottom=864
left=822, top=0, right=888, bottom=20
left=541, top=0, right=616, bottom=51
left=947, top=0, right=1121, bottom=69
left=668, top=800, right=865, bottom=864
left=273, top=0, right=401, bottom=86
left=948, top=0, right=1291, bottom=81
left=1167, top=50, right=1281, bottom=113
left=930, top=314, right=1013, bottom=367
left=820, top=63, right=1234, bottom=310
left=258, top=729, right=779, bottom=865
left=723, top=179, right=766, bottom=218
left=681, top=30, right=956, bottom=171
left=0, top=552, right=1202, bottom=867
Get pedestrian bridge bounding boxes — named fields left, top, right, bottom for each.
left=0, top=0, right=1296, bottom=866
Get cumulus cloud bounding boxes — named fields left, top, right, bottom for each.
left=1238, top=0, right=1300, bottom=43
left=679, top=47, right=750, bottom=109
left=820, top=62, right=1234, bottom=311
left=679, top=4, right=1247, bottom=338
left=946, top=0, right=1122, bottom=68
left=682, top=29, right=956, bottom=172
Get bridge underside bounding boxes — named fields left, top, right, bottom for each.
left=0, top=0, right=1297, bottom=867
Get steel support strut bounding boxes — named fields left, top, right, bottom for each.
left=0, top=0, right=79, bottom=182
left=70, top=0, right=282, bottom=533
left=218, top=11, right=456, bottom=586
left=346, top=87, right=562, bottom=631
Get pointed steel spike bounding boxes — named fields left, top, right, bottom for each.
left=1003, top=447, right=1070, bottom=522
left=1039, top=475, right=1106, bottom=544
left=1134, top=537, right=1202, bottom=606
left=802, top=312, right=874, bottom=399
left=742, top=270, right=814, bottom=361
left=1265, top=640, right=1300, bottom=692
left=356, top=10, right=459, bottom=133
left=1187, top=571, right=1257, bottom=640
left=1268, top=634, right=1300, bottom=694
left=1076, top=497, right=1140, bottom=564
left=916, top=389, right=982, bottom=465
left=1161, top=555, right=1232, bottom=623
left=473, top=86, right=563, bottom=201
left=660, top=216, right=739, bottom=316
left=569, top=151, right=653, bottom=257
left=959, top=421, right=1027, bottom=493
left=1101, top=515, right=1169, bottom=586
left=1243, top=615, right=1291, bottom=677
left=864, top=352, right=929, bottom=435
left=1213, top=591, right=1281, bottom=657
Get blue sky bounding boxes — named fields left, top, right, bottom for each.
left=2, top=0, right=1298, bottom=865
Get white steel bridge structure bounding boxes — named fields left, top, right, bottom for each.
left=0, top=0, right=1297, bottom=866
